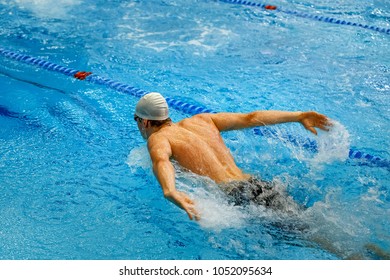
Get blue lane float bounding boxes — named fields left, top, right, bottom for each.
left=0, top=48, right=215, bottom=116
left=220, top=0, right=390, bottom=35
left=0, top=47, right=388, bottom=170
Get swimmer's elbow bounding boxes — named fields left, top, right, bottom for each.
left=246, top=112, right=266, bottom=127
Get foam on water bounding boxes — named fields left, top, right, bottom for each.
left=13, top=0, right=82, bottom=18
left=312, top=120, right=350, bottom=164
left=300, top=186, right=390, bottom=259
left=120, top=25, right=234, bottom=53
left=126, top=145, right=151, bottom=172
left=119, top=5, right=237, bottom=55
left=176, top=172, right=251, bottom=231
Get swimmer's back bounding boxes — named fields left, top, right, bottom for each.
left=151, top=114, right=249, bottom=183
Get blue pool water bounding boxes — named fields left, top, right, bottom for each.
left=0, top=0, right=389, bottom=260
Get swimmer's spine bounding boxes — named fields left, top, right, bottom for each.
left=0, top=47, right=388, bottom=169
left=220, top=0, right=390, bottom=35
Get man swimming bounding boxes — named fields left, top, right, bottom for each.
left=134, top=92, right=332, bottom=220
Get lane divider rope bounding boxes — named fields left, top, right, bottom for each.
left=0, top=47, right=388, bottom=169
left=220, top=0, right=390, bottom=35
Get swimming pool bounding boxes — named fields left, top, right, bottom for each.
left=0, top=0, right=389, bottom=260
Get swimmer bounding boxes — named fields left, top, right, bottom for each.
left=134, top=92, right=332, bottom=220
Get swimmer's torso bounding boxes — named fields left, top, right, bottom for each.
left=149, top=114, right=250, bottom=183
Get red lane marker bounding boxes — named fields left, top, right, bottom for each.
left=74, top=71, right=92, bottom=80
left=265, top=5, right=277, bottom=10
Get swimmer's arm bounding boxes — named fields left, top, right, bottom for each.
left=207, top=111, right=331, bottom=135
left=148, top=136, right=199, bottom=220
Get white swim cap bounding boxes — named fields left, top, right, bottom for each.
left=135, top=92, right=169, bottom=120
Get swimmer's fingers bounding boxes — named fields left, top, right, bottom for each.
left=300, top=112, right=333, bottom=135
left=304, top=125, right=318, bottom=135
left=183, top=203, right=200, bottom=221
left=183, top=196, right=200, bottom=221
left=180, top=200, right=199, bottom=221
left=175, top=191, right=200, bottom=221
left=184, top=196, right=195, bottom=205
left=317, top=116, right=333, bottom=131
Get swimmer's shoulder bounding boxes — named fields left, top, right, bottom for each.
left=178, top=113, right=215, bottom=127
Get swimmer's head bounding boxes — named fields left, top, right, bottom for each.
left=134, top=92, right=171, bottom=139
left=135, top=92, right=169, bottom=121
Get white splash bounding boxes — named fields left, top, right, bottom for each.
left=301, top=187, right=381, bottom=258
left=311, top=120, right=350, bottom=166
left=126, top=145, right=151, bottom=171
left=119, top=17, right=236, bottom=54
left=175, top=172, right=250, bottom=231
left=14, top=0, right=82, bottom=18
left=196, top=193, right=249, bottom=231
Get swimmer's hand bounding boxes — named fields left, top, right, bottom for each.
left=298, top=111, right=332, bottom=135
left=165, top=190, right=200, bottom=221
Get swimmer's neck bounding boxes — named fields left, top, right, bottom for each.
left=146, top=121, right=173, bottom=139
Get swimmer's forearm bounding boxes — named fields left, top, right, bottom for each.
left=210, top=111, right=303, bottom=131
left=153, top=159, right=177, bottom=197
left=209, top=110, right=329, bottom=133
left=153, top=159, right=199, bottom=219
left=247, top=110, right=303, bottom=126
left=153, top=160, right=184, bottom=207
left=153, top=160, right=198, bottom=219
left=249, top=110, right=331, bottom=135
